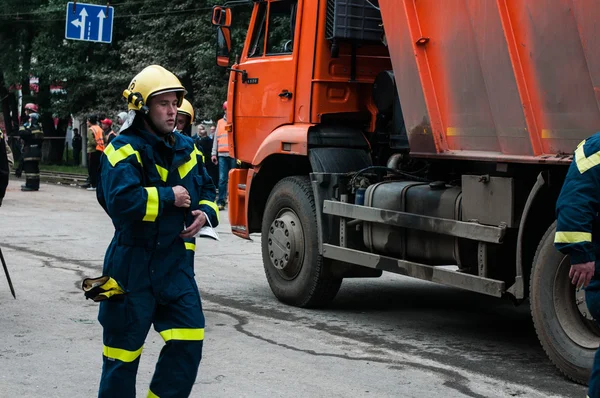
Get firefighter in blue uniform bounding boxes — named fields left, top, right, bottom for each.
left=94, top=65, right=219, bottom=398
left=555, top=134, right=600, bottom=398
left=175, top=98, right=212, bottom=277
left=14, top=103, right=43, bottom=191
left=175, top=98, right=194, bottom=138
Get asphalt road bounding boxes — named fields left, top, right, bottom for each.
left=0, top=180, right=587, bottom=397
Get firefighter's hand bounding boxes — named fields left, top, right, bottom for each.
left=211, top=155, right=218, bottom=165
left=180, top=210, right=206, bottom=238
left=172, top=186, right=191, bottom=208
left=570, top=261, right=595, bottom=289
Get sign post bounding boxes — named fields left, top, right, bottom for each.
left=65, top=2, right=114, bottom=44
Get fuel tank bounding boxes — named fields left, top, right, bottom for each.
left=363, top=180, right=463, bottom=265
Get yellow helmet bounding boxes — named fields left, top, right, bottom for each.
left=177, top=98, right=195, bottom=122
left=123, top=65, right=186, bottom=112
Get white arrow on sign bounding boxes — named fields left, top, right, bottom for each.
left=70, top=8, right=88, bottom=40
left=97, top=9, right=106, bottom=41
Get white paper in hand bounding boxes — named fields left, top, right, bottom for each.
left=194, top=213, right=220, bottom=241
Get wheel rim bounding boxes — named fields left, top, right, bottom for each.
left=553, top=256, right=600, bottom=349
left=267, top=208, right=305, bottom=281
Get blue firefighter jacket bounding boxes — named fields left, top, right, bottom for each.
left=555, top=134, right=600, bottom=268
left=96, top=120, right=218, bottom=303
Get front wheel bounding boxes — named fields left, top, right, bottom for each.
left=261, top=176, right=342, bottom=308
left=530, top=221, right=600, bottom=384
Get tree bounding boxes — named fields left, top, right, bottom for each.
left=0, top=0, right=253, bottom=163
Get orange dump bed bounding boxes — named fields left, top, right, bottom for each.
left=378, top=0, right=600, bottom=163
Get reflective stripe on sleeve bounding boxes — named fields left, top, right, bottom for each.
left=185, top=242, right=196, bottom=252
left=143, top=187, right=159, bottom=222
left=554, top=231, right=592, bottom=243
left=199, top=200, right=220, bottom=222
left=155, top=165, right=168, bottom=182
left=196, top=147, right=205, bottom=164
left=159, top=328, right=204, bottom=342
left=575, top=141, right=600, bottom=174
left=178, top=153, right=198, bottom=179
left=103, top=345, right=143, bottom=363
left=104, top=143, right=143, bottom=167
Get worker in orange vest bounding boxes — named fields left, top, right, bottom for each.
left=85, top=115, right=105, bottom=191
left=211, top=101, right=237, bottom=210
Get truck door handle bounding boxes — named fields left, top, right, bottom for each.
left=278, top=90, right=293, bottom=99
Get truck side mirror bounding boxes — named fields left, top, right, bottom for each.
left=212, top=6, right=232, bottom=28
left=216, top=26, right=232, bottom=67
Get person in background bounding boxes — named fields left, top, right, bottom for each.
left=195, top=124, right=218, bottom=187
left=0, top=128, right=10, bottom=206
left=14, top=103, right=43, bottom=192
left=85, top=115, right=105, bottom=191
left=5, top=130, right=13, bottom=169
left=72, top=128, right=82, bottom=166
left=101, top=118, right=117, bottom=145
left=209, top=125, right=216, bottom=139
left=211, top=101, right=236, bottom=210
left=116, top=112, right=128, bottom=133
left=175, top=99, right=194, bottom=137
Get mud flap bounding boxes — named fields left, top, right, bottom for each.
left=228, top=168, right=250, bottom=238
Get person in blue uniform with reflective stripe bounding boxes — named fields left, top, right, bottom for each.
left=555, top=134, right=600, bottom=398
left=174, top=97, right=215, bottom=274
left=95, top=65, right=219, bottom=398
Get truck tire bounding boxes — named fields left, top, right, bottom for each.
left=261, top=176, right=342, bottom=308
left=530, top=221, right=600, bottom=384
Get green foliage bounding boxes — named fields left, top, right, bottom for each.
left=0, top=0, right=253, bottom=123
left=40, top=164, right=87, bottom=175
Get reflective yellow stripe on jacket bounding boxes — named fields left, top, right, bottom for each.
left=196, top=147, right=205, bottom=164
left=575, top=140, right=600, bottom=174
left=178, top=152, right=198, bottom=179
left=199, top=200, right=220, bottom=222
left=156, top=165, right=168, bottom=182
left=143, top=187, right=159, bottom=222
left=104, top=143, right=143, bottom=167
left=554, top=231, right=592, bottom=244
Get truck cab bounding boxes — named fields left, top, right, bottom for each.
left=213, top=0, right=394, bottom=235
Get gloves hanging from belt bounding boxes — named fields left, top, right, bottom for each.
left=82, top=276, right=125, bottom=302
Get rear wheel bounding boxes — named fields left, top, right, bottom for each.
left=530, top=221, right=600, bottom=384
left=261, top=176, right=342, bottom=308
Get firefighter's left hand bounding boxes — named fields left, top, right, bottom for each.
left=180, top=210, right=207, bottom=238
left=569, top=261, right=595, bottom=289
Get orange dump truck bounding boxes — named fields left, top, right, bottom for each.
left=211, top=0, right=600, bottom=383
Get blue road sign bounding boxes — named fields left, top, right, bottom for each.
left=65, top=2, right=114, bottom=44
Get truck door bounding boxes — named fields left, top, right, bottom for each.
left=232, top=0, right=299, bottom=163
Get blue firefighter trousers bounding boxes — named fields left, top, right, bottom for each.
left=217, top=156, right=237, bottom=206
left=98, top=271, right=204, bottom=398
left=586, top=280, right=600, bottom=398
